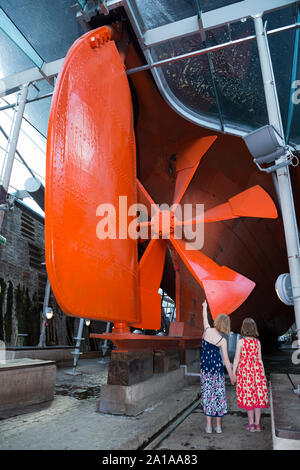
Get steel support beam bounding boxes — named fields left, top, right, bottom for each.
left=0, top=84, right=28, bottom=231
left=0, top=7, right=44, bottom=68
left=0, top=126, right=35, bottom=179
left=38, top=278, right=51, bottom=348
left=142, top=0, right=297, bottom=48
left=69, top=318, right=85, bottom=375
left=254, top=14, right=300, bottom=349
left=0, top=58, right=64, bottom=98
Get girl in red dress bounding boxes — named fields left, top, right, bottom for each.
left=233, top=318, right=269, bottom=432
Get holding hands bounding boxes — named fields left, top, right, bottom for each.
left=231, top=374, right=237, bottom=386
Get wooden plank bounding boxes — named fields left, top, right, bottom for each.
left=107, top=350, right=153, bottom=386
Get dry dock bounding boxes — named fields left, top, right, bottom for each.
left=0, top=356, right=277, bottom=451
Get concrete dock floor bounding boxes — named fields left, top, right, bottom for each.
left=0, top=357, right=274, bottom=451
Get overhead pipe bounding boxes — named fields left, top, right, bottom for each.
left=253, top=14, right=300, bottom=349
left=126, top=21, right=300, bottom=76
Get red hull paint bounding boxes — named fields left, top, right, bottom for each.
left=125, top=44, right=298, bottom=342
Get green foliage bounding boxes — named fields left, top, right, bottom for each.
left=5, top=281, right=13, bottom=344
left=15, top=285, right=41, bottom=346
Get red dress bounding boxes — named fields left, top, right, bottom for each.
left=237, top=338, right=269, bottom=410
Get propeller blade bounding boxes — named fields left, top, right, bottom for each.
left=137, top=221, right=151, bottom=242
left=203, top=264, right=256, bottom=319
left=133, top=238, right=167, bottom=329
left=202, top=273, right=255, bottom=320
left=137, top=179, right=159, bottom=219
left=204, top=202, right=238, bottom=223
left=228, top=185, right=278, bottom=219
left=173, top=136, right=217, bottom=205
left=170, top=236, right=221, bottom=281
left=170, top=236, right=255, bottom=319
left=177, top=202, right=237, bottom=227
left=177, top=185, right=278, bottom=226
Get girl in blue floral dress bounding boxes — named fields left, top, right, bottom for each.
left=200, top=300, right=236, bottom=433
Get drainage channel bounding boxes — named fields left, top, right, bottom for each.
left=138, top=395, right=202, bottom=451
left=138, top=399, right=272, bottom=450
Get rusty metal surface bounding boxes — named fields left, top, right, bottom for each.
left=90, top=333, right=201, bottom=351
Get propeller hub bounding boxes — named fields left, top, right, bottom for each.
left=151, top=210, right=177, bottom=238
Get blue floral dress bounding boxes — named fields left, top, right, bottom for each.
left=200, top=328, right=227, bottom=417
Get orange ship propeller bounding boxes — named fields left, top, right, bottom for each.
left=135, top=136, right=278, bottom=322
left=45, top=25, right=278, bottom=346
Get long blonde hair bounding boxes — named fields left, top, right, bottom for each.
left=214, top=314, right=230, bottom=336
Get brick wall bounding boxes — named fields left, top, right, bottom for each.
left=0, top=201, right=69, bottom=346
left=0, top=200, right=109, bottom=350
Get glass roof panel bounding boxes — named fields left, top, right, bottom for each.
left=211, top=41, right=268, bottom=132
left=133, top=1, right=299, bottom=144
left=132, top=0, right=196, bottom=30
left=263, top=3, right=297, bottom=28
left=264, top=6, right=299, bottom=146
left=0, top=79, right=53, bottom=138
left=0, top=28, right=34, bottom=79
left=150, top=33, right=221, bottom=129
left=23, top=96, right=52, bottom=138
left=288, top=103, right=300, bottom=147
left=0, top=0, right=82, bottom=63
left=16, top=119, right=46, bottom=182
left=228, top=16, right=255, bottom=40
left=198, top=0, right=244, bottom=13
left=0, top=0, right=299, bottom=219
left=269, top=30, right=296, bottom=141
left=0, top=7, right=43, bottom=68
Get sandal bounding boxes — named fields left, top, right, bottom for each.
left=243, top=423, right=251, bottom=430
left=254, top=424, right=261, bottom=432
left=249, top=424, right=256, bottom=432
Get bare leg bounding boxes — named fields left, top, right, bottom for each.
left=247, top=410, right=254, bottom=425
left=216, top=417, right=222, bottom=428
left=206, top=416, right=212, bottom=428
left=254, top=408, right=261, bottom=426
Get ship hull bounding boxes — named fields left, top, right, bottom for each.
left=125, top=45, right=298, bottom=348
